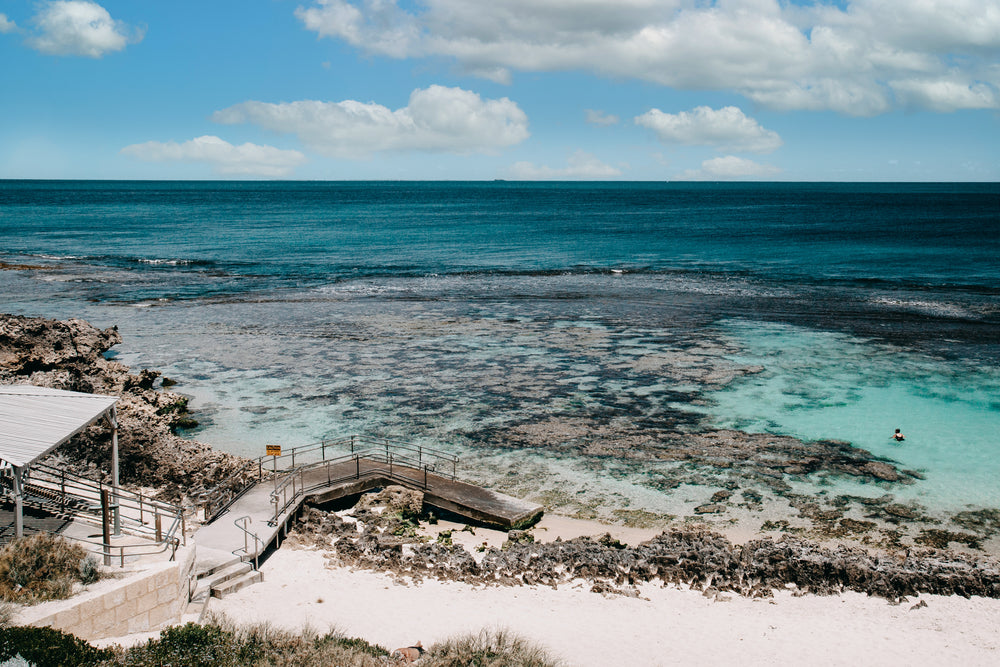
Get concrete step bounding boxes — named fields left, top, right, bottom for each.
left=211, top=569, right=263, bottom=599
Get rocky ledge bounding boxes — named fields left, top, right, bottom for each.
left=291, top=487, right=1000, bottom=603
left=0, top=313, right=248, bottom=503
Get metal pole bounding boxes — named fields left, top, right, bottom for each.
left=110, top=406, right=121, bottom=536
left=12, top=466, right=24, bottom=539
left=101, top=488, right=111, bottom=566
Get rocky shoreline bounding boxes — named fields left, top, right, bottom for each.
left=4, top=312, right=1000, bottom=603
left=0, top=313, right=247, bottom=504
left=289, top=487, right=1000, bottom=602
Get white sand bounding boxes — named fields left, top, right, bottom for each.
left=210, top=546, right=1000, bottom=666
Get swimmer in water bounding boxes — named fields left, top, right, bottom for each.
left=893, top=428, right=905, bottom=442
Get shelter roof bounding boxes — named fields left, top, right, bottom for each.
left=0, top=385, right=118, bottom=467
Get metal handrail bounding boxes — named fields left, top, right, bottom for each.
left=1, top=462, right=186, bottom=559
left=200, top=434, right=459, bottom=523
left=232, top=515, right=263, bottom=570
left=0, top=523, right=180, bottom=567
left=267, top=449, right=441, bottom=526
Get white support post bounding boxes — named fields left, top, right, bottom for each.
left=13, top=465, right=24, bottom=538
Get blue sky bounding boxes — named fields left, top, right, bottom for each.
left=1, top=0, right=998, bottom=181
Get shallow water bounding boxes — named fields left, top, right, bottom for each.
left=2, top=181, right=999, bottom=536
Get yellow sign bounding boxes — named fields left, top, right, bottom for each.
left=266, top=444, right=281, bottom=457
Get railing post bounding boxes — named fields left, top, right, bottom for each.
left=291, top=448, right=295, bottom=469
left=356, top=456, right=360, bottom=479
left=418, top=445, right=422, bottom=466
left=182, top=514, right=186, bottom=546
left=138, top=492, right=143, bottom=524
left=60, top=470, right=66, bottom=511
left=321, top=439, right=326, bottom=461
left=155, top=512, right=162, bottom=542
left=101, top=488, right=111, bottom=567
left=351, top=434, right=355, bottom=454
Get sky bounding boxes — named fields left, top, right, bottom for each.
left=1, top=0, right=999, bottom=181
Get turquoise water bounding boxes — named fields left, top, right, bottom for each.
left=2, top=180, right=998, bottom=524
left=703, top=321, right=1000, bottom=509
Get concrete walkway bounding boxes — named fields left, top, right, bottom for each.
left=193, top=457, right=543, bottom=570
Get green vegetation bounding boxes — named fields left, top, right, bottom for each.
left=424, top=627, right=563, bottom=667
left=0, top=626, right=113, bottom=667
left=0, top=621, right=562, bottom=667
left=100, top=620, right=391, bottom=667
left=0, top=534, right=102, bottom=604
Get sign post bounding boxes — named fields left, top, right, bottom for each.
left=267, top=445, right=281, bottom=494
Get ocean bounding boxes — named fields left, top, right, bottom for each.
left=2, top=180, right=999, bottom=539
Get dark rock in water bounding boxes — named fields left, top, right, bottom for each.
left=914, top=529, right=981, bottom=550
left=864, top=461, right=901, bottom=482
left=711, top=490, right=733, bottom=502
left=695, top=503, right=725, bottom=514
left=839, top=518, right=877, bottom=534
left=884, top=504, right=920, bottom=520
left=951, top=509, right=1000, bottom=535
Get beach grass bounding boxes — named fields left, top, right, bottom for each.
left=0, top=618, right=562, bottom=667
left=0, top=534, right=101, bottom=604
left=422, top=627, right=564, bottom=667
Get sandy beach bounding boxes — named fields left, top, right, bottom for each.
left=210, top=546, right=1000, bottom=666
left=206, top=517, right=1000, bottom=667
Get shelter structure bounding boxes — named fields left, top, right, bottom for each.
left=0, top=385, right=119, bottom=538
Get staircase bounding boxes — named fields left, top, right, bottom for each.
left=185, top=557, right=264, bottom=622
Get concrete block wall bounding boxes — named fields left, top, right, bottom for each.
left=15, top=546, right=197, bottom=641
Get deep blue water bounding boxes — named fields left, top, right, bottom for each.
left=3, top=180, right=998, bottom=298
left=2, top=180, right=999, bottom=520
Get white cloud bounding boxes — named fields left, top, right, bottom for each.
left=635, top=106, right=782, bottom=153
left=0, top=13, right=17, bottom=33
left=120, top=136, right=307, bottom=177
left=213, top=85, right=529, bottom=158
left=674, top=155, right=780, bottom=181
left=27, top=1, right=142, bottom=57
left=506, top=150, right=623, bottom=180
left=294, top=0, right=1000, bottom=115
left=585, top=109, right=619, bottom=126
left=890, top=77, right=999, bottom=112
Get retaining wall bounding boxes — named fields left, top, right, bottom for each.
left=14, top=546, right=197, bottom=641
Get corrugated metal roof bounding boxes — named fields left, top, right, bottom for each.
left=0, top=385, right=118, bottom=467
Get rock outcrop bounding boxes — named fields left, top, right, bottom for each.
left=292, top=501, right=1000, bottom=602
left=0, top=314, right=247, bottom=503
